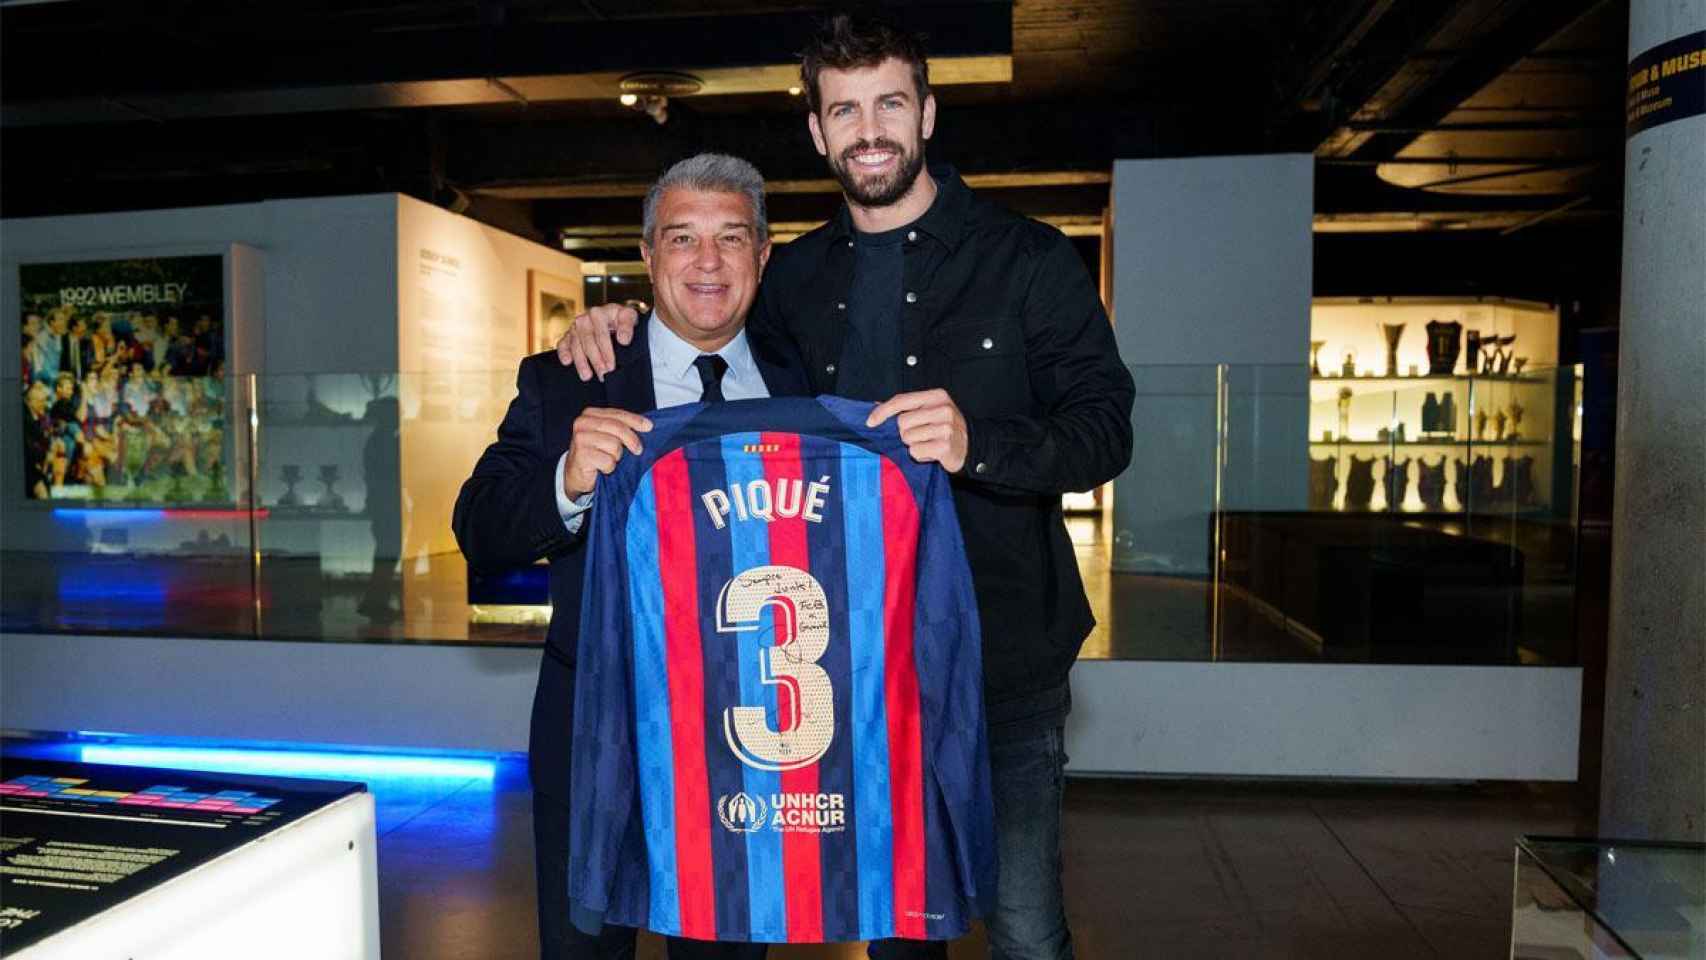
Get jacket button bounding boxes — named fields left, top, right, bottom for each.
left=847, top=240, right=854, bottom=248
left=836, top=301, right=846, bottom=310
left=906, top=230, right=918, bottom=242
left=905, top=354, right=918, bottom=366
left=826, top=363, right=837, bottom=375
left=982, top=337, right=994, bottom=350
left=905, top=291, right=918, bottom=304
left=974, top=462, right=987, bottom=474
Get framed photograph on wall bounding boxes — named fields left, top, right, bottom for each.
left=17, top=255, right=232, bottom=505
left=527, top=269, right=584, bottom=356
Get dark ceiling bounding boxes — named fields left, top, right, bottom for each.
left=1, top=0, right=1627, bottom=268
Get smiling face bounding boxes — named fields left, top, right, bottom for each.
left=641, top=187, right=770, bottom=352
left=808, top=57, right=935, bottom=209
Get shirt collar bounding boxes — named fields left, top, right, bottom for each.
left=828, top=161, right=970, bottom=250
left=647, top=311, right=759, bottom=384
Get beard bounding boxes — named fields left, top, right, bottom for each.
left=829, top=136, right=927, bottom=208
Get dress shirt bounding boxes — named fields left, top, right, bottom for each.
left=554, top=312, right=768, bottom=530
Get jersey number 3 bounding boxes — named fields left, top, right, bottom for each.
left=716, top=564, right=833, bottom=771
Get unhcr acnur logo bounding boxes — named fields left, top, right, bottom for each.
left=717, top=792, right=768, bottom=833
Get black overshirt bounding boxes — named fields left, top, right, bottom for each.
left=749, top=164, right=1136, bottom=728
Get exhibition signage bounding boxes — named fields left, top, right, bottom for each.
left=0, top=757, right=364, bottom=952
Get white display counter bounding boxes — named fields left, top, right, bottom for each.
left=1, top=758, right=379, bottom=959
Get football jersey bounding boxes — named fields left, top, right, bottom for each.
left=566, top=395, right=996, bottom=944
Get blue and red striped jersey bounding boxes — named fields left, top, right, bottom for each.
left=566, top=395, right=996, bottom=944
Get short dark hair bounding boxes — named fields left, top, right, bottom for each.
left=799, top=10, right=930, bottom=115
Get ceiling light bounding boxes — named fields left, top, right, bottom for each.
left=619, top=72, right=703, bottom=97
left=619, top=93, right=638, bottom=107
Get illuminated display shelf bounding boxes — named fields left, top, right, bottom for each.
left=1308, top=439, right=1550, bottom=447
left=1309, top=373, right=1548, bottom=394
left=1306, top=297, right=1565, bottom=514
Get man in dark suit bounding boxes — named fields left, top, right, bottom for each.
left=453, top=153, right=808, bottom=960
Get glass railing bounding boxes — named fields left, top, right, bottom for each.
left=1093, top=362, right=1582, bottom=666
left=2, top=363, right=1586, bottom=666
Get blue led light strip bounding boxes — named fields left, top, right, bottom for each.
left=79, top=745, right=496, bottom=782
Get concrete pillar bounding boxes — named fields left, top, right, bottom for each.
left=1601, top=0, right=1706, bottom=841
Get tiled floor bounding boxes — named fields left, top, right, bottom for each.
left=368, top=759, right=1588, bottom=959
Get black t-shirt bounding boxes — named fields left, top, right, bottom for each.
left=835, top=221, right=911, bottom=402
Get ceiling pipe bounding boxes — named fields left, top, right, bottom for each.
left=1498, top=194, right=1594, bottom=235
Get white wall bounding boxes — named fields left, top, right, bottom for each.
left=0, top=632, right=537, bottom=754
left=1109, top=155, right=1314, bottom=574
left=2, top=197, right=399, bottom=557
left=393, top=195, right=582, bottom=562
left=1, top=194, right=583, bottom=567
left=0, top=631, right=1583, bottom=782
left=0, top=195, right=400, bottom=375
left=1066, top=660, right=1581, bottom=781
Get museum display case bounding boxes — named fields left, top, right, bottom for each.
left=1512, top=837, right=1705, bottom=959
left=1307, top=298, right=1571, bottom=515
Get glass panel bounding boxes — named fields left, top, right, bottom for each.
left=1215, top=363, right=1317, bottom=661
left=3, top=373, right=257, bottom=637
left=1513, top=837, right=1706, bottom=959
left=249, top=370, right=527, bottom=645
left=2, top=360, right=1584, bottom=664
left=1207, top=363, right=1581, bottom=666
left=1089, top=364, right=1221, bottom=660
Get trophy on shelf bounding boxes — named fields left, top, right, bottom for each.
left=1496, top=334, right=1518, bottom=374
left=1475, top=407, right=1490, bottom=440
left=278, top=464, right=304, bottom=507
left=1417, top=457, right=1447, bottom=511
left=1422, top=392, right=1441, bottom=435
left=1341, top=351, right=1357, bottom=378
left=1441, top=391, right=1457, bottom=436
left=1465, top=330, right=1483, bottom=374
left=1380, top=323, right=1405, bottom=377
left=1384, top=456, right=1411, bottom=512
left=1494, top=410, right=1508, bottom=441
left=1310, top=340, right=1327, bottom=377
left=1344, top=456, right=1377, bottom=511
left=1337, top=387, right=1353, bottom=441
left=1514, top=357, right=1528, bottom=375
left=1425, top=318, right=1462, bottom=375
left=1508, top=400, right=1525, bottom=440
left=318, top=464, right=348, bottom=512
left=1309, top=457, right=1339, bottom=511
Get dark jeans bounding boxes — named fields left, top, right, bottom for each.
left=870, top=723, right=1074, bottom=960
left=532, top=793, right=766, bottom=960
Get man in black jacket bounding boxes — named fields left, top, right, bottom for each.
left=455, top=153, right=807, bottom=960
left=558, top=14, right=1134, bottom=960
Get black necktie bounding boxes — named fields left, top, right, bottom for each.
left=693, top=354, right=729, bottom=402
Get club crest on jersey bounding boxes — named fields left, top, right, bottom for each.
left=717, top=792, right=769, bottom=833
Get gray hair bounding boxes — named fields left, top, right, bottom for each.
left=641, top=153, right=769, bottom=247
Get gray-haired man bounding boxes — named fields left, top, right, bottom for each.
left=454, top=153, right=809, bottom=960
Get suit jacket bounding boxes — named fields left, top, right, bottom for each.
left=453, top=320, right=809, bottom=799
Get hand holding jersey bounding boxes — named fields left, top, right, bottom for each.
left=864, top=389, right=968, bottom=474
left=563, top=407, right=652, bottom=499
